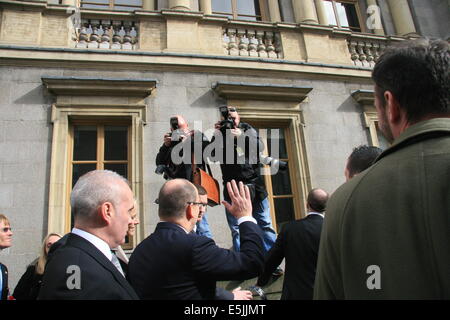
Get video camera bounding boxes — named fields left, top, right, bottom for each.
left=218, top=106, right=236, bottom=132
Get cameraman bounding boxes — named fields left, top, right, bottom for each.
left=211, top=106, right=277, bottom=253
left=155, top=115, right=213, bottom=238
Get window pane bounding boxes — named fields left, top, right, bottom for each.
left=81, top=0, right=108, bottom=4
left=336, top=2, right=349, bottom=27
left=237, top=0, right=258, bottom=15
left=72, top=163, right=97, bottom=188
left=73, top=126, right=97, bottom=161
left=343, top=3, right=360, bottom=31
left=212, top=0, right=232, bottom=13
left=104, top=126, right=128, bottom=160
left=324, top=0, right=337, bottom=25
left=115, top=0, right=141, bottom=6
left=274, top=197, right=295, bottom=230
left=267, top=128, right=287, bottom=159
left=271, top=165, right=292, bottom=195
left=104, top=163, right=128, bottom=179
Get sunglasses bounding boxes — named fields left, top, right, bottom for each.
left=187, top=202, right=208, bottom=209
left=1, top=227, right=12, bottom=233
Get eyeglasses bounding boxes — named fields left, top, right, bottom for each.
left=228, top=107, right=237, bottom=112
left=187, top=202, right=208, bottom=209
left=1, top=227, right=12, bottom=233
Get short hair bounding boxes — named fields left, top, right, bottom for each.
left=0, top=214, right=10, bottom=226
left=372, top=38, right=449, bottom=123
left=70, top=170, right=130, bottom=221
left=158, top=179, right=197, bottom=219
left=307, top=188, right=329, bottom=213
left=346, top=145, right=383, bottom=178
left=194, top=184, right=207, bottom=196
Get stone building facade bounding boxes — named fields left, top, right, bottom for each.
left=0, top=0, right=449, bottom=291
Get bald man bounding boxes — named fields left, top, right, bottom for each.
left=128, top=179, right=265, bottom=300
left=256, top=188, right=329, bottom=300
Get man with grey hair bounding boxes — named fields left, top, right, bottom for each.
left=39, top=170, right=139, bottom=300
left=128, top=179, right=265, bottom=300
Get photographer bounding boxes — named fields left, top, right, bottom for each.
left=211, top=106, right=277, bottom=253
left=155, top=115, right=212, bottom=238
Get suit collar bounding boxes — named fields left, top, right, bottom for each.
left=377, top=118, right=450, bottom=162
left=156, top=221, right=190, bottom=234
left=66, top=233, right=138, bottom=299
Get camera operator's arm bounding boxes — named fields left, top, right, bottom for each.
left=155, top=133, right=172, bottom=166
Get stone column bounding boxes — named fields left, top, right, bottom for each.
left=387, top=0, right=417, bottom=36
left=292, top=0, right=318, bottom=24
left=268, top=0, right=281, bottom=22
left=314, top=0, right=328, bottom=25
left=199, top=0, right=212, bottom=15
left=143, top=0, right=155, bottom=11
left=62, top=0, right=76, bottom=6
left=169, top=0, right=191, bottom=10
left=366, top=0, right=384, bottom=35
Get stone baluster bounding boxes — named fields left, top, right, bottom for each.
left=274, top=33, right=283, bottom=59
left=122, top=21, right=133, bottom=50
left=88, top=20, right=100, bottom=49
left=247, top=30, right=258, bottom=57
left=228, top=29, right=239, bottom=56
left=76, top=20, right=89, bottom=48
left=364, top=42, right=374, bottom=67
left=222, top=29, right=230, bottom=55
left=99, top=20, right=111, bottom=49
left=111, top=21, right=123, bottom=50
left=237, top=29, right=248, bottom=56
left=348, top=40, right=359, bottom=65
left=357, top=41, right=367, bottom=67
left=130, top=23, right=138, bottom=50
left=256, top=31, right=267, bottom=58
left=265, top=32, right=277, bottom=58
left=372, top=42, right=380, bottom=62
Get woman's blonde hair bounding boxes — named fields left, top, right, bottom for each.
left=0, top=214, right=10, bottom=226
left=36, top=233, right=62, bottom=275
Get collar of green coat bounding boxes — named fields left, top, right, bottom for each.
left=376, top=118, right=450, bottom=162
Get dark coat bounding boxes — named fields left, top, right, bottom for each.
left=128, top=221, right=265, bottom=300
left=0, top=262, right=8, bottom=300
left=13, top=262, right=42, bottom=300
left=257, top=214, right=324, bottom=299
left=314, top=118, right=450, bottom=299
left=38, top=233, right=139, bottom=300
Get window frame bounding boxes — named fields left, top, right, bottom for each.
left=212, top=0, right=269, bottom=22
left=324, top=0, right=365, bottom=33
left=247, top=122, right=300, bottom=232
left=67, top=120, right=134, bottom=247
left=43, top=76, right=156, bottom=250
left=79, top=0, right=143, bottom=11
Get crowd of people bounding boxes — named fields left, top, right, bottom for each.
left=0, top=38, right=448, bottom=300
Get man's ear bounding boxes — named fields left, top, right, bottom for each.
left=99, top=202, right=114, bottom=225
left=186, top=205, right=196, bottom=221
left=384, top=90, right=402, bottom=124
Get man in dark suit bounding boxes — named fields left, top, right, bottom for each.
left=128, top=179, right=265, bottom=300
left=38, top=170, right=139, bottom=300
left=256, top=188, right=329, bottom=300
left=0, top=214, right=13, bottom=300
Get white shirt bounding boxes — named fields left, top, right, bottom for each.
left=306, top=211, right=325, bottom=218
left=72, top=228, right=112, bottom=261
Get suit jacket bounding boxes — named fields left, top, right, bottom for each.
left=0, top=262, right=8, bottom=300
left=38, top=233, right=139, bottom=300
left=128, top=221, right=265, bottom=300
left=257, top=214, right=324, bottom=300
left=314, top=118, right=450, bottom=299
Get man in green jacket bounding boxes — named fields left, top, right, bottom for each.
left=314, top=38, right=450, bottom=299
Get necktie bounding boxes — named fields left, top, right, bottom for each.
left=110, top=251, right=125, bottom=277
